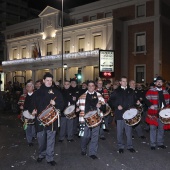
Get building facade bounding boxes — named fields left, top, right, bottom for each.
left=2, top=0, right=170, bottom=84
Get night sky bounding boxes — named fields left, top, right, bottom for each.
left=28, top=0, right=99, bottom=11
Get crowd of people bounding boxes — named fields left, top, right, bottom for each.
left=1, top=73, right=170, bottom=166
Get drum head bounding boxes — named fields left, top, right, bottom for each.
left=159, top=109, right=170, bottom=118
left=84, top=110, right=97, bottom=118
left=39, top=107, right=53, bottom=118
left=64, top=105, right=75, bottom=115
left=23, top=110, right=35, bottom=119
left=123, top=108, right=138, bottom=119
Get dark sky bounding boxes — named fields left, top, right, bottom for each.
left=28, top=0, right=99, bottom=11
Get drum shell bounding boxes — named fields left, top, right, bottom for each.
left=103, top=104, right=111, bottom=117
left=84, top=111, right=102, bottom=128
left=38, top=106, right=59, bottom=126
left=123, top=108, right=141, bottom=126
left=22, top=110, right=35, bottom=125
left=159, top=108, right=170, bottom=124
left=63, top=105, right=76, bottom=119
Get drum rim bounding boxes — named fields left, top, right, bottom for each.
left=123, top=108, right=138, bottom=119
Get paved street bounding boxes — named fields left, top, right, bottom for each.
left=0, top=111, right=170, bottom=170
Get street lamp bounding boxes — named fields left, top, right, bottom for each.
left=61, top=0, right=64, bottom=86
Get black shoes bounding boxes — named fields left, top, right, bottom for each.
left=81, top=151, right=86, bottom=156
left=37, top=157, right=45, bottom=163
left=103, top=129, right=110, bottom=132
left=28, top=143, right=33, bottom=147
left=158, top=145, right=166, bottom=149
left=47, top=160, right=57, bottom=166
left=118, top=149, right=124, bottom=154
left=139, top=136, right=146, bottom=139
left=89, top=155, right=98, bottom=159
left=67, top=139, right=74, bottom=142
left=128, top=148, right=136, bottom=153
left=100, top=137, right=106, bottom=140
left=151, top=146, right=156, bottom=150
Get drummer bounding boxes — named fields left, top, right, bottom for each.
left=59, top=80, right=74, bottom=142
left=129, top=80, right=146, bottom=139
left=20, top=82, right=37, bottom=146
left=76, top=80, right=106, bottom=159
left=145, top=76, right=170, bottom=150
left=109, top=76, right=140, bottom=153
left=33, top=73, right=64, bottom=166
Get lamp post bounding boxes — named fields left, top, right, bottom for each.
left=61, top=0, right=64, bottom=86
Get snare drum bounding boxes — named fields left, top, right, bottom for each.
left=123, top=108, right=141, bottom=126
left=64, top=105, right=76, bottom=119
left=38, top=106, right=59, bottom=126
left=23, top=110, right=35, bottom=125
left=103, top=104, right=111, bottom=117
left=159, top=108, right=170, bottom=124
left=84, top=110, right=102, bottom=128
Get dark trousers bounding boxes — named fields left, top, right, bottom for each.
left=37, top=130, right=56, bottom=162
left=81, top=125, right=100, bottom=156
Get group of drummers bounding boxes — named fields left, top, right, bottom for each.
left=17, top=73, right=170, bottom=166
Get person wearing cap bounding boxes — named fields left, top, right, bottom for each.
left=145, top=76, right=170, bottom=150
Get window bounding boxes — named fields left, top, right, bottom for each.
left=65, top=40, right=70, bottom=53
left=90, top=16, right=96, bottom=21
left=47, top=43, right=52, bottom=55
left=94, top=35, right=101, bottom=50
left=22, top=47, right=26, bottom=58
left=136, top=4, right=145, bottom=18
left=105, top=12, right=112, bottom=18
left=79, top=38, right=85, bottom=52
left=135, top=66, right=145, bottom=83
left=76, top=19, right=82, bottom=24
left=135, top=33, right=146, bottom=52
left=13, top=49, right=17, bottom=59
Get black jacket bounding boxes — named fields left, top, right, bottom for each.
left=33, top=84, right=64, bottom=132
left=108, top=86, right=137, bottom=120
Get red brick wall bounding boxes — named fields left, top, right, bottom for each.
left=128, top=22, right=154, bottom=83
left=161, top=23, right=170, bottom=81
left=113, top=5, right=135, bottom=21
left=115, top=30, right=122, bottom=79
left=146, top=0, right=154, bottom=17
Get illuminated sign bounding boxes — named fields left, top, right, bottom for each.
left=99, top=50, right=114, bottom=72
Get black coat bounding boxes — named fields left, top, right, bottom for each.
left=33, top=84, right=64, bottom=132
left=108, top=86, right=137, bottom=120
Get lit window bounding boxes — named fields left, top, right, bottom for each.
left=135, top=33, right=146, bottom=52
left=79, top=38, right=85, bottom=52
left=47, top=43, right=52, bottom=55
left=22, top=47, right=26, bottom=58
left=136, top=4, right=145, bottom=18
left=13, top=49, right=17, bottom=59
left=94, top=35, right=101, bottom=50
left=65, top=40, right=70, bottom=53
left=136, top=66, right=145, bottom=83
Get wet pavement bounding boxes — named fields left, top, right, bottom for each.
left=0, top=111, right=170, bottom=170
